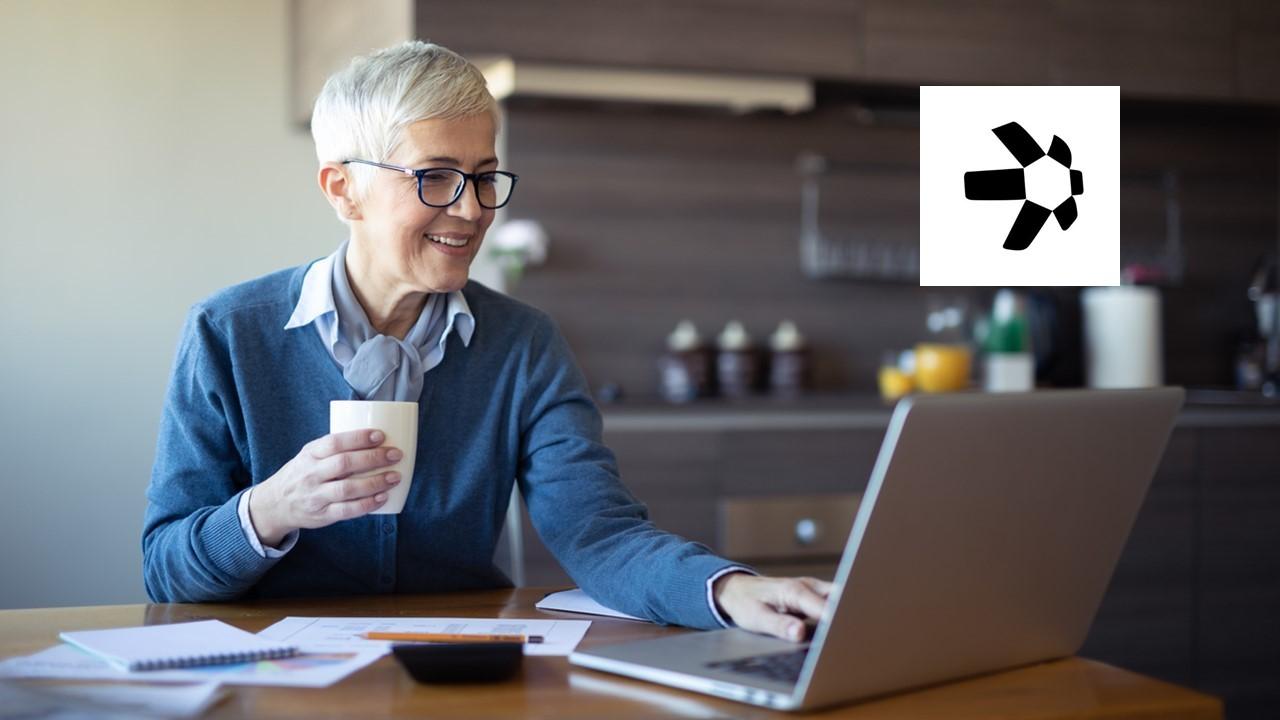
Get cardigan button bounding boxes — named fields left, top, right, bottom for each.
left=382, top=522, right=395, bottom=535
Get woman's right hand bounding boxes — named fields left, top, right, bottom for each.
left=248, top=429, right=402, bottom=547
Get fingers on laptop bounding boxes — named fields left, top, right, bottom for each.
left=756, top=578, right=830, bottom=642
left=767, top=611, right=807, bottom=643
left=796, top=577, right=834, bottom=599
left=773, top=578, right=829, bottom=621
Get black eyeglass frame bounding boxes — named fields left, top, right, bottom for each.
left=341, top=159, right=519, bottom=210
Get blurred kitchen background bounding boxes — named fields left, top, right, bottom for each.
left=1, top=0, right=1277, bottom=716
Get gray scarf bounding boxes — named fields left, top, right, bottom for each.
left=331, top=243, right=445, bottom=402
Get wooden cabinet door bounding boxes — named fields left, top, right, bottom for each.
left=861, top=0, right=1056, bottom=85
left=416, top=0, right=863, bottom=77
left=1235, top=0, right=1280, bottom=103
left=400, top=1, right=1271, bottom=104
left=861, top=0, right=1238, bottom=99
left=1050, top=0, right=1235, bottom=100
left=1197, top=427, right=1280, bottom=717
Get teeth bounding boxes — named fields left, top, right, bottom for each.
left=427, top=234, right=469, bottom=247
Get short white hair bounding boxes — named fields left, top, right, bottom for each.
left=311, top=41, right=498, bottom=218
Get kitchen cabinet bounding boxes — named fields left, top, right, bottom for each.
left=408, top=0, right=1277, bottom=105
left=860, top=0, right=1059, bottom=85
left=1049, top=0, right=1235, bottom=100
left=1196, top=427, right=1280, bottom=717
left=860, top=0, right=1237, bottom=100
left=1236, top=0, right=1280, bottom=104
left=413, top=0, right=864, bottom=78
left=497, top=407, right=889, bottom=587
left=718, top=493, right=862, bottom=577
left=294, top=1, right=1280, bottom=108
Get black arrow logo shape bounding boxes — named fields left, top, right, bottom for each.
left=963, top=122, right=1085, bottom=251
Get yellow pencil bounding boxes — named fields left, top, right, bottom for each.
left=360, top=631, right=544, bottom=644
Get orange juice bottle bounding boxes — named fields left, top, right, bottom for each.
left=914, top=343, right=973, bottom=393
left=877, top=350, right=915, bottom=401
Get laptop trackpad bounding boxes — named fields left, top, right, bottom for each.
left=579, top=628, right=807, bottom=691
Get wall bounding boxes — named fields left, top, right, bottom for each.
left=421, top=0, right=1279, bottom=398
left=0, top=0, right=340, bottom=608
left=507, top=98, right=931, bottom=395
left=503, top=96, right=1277, bottom=397
left=2, top=0, right=1275, bottom=611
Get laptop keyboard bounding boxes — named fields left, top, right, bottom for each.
left=706, top=648, right=808, bottom=685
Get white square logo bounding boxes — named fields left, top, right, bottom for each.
left=919, top=86, right=1119, bottom=287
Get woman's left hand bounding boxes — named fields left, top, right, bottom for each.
left=712, top=573, right=834, bottom=642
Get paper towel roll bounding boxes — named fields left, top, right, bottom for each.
left=1082, top=286, right=1163, bottom=388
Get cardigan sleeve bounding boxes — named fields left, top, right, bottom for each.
left=515, top=315, right=744, bottom=629
left=141, top=306, right=282, bottom=602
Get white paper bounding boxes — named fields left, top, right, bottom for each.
left=0, top=679, right=224, bottom=720
left=535, top=588, right=650, bottom=622
left=0, top=643, right=383, bottom=688
left=258, top=616, right=591, bottom=657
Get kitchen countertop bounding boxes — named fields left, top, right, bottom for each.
left=599, top=390, right=1280, bottom=432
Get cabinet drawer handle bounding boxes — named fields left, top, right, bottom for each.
left=795, top=518, right=820, bottom=546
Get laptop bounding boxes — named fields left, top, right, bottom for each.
left=569, top=388, right=1184, bottom=712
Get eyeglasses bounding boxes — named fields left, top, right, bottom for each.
left=342, top=159, right=518, bottom=210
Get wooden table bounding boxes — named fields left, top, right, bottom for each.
left=0, top=588, right=1222, bottom=718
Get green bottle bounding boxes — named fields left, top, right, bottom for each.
left=983, top=290, right=1034, bottom=392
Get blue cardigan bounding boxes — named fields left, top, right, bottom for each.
left=142, top=262, right=736, bottom=629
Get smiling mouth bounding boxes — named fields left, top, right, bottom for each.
left=426, top=233, right=470, bottom=248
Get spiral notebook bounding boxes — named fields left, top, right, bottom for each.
left=60, top=620, right=298, bottom=672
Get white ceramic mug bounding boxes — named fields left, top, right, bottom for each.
left=329, top=400, right=418, bottom=514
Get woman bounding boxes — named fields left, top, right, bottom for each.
left=142, top=41, right=828, bottom=641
